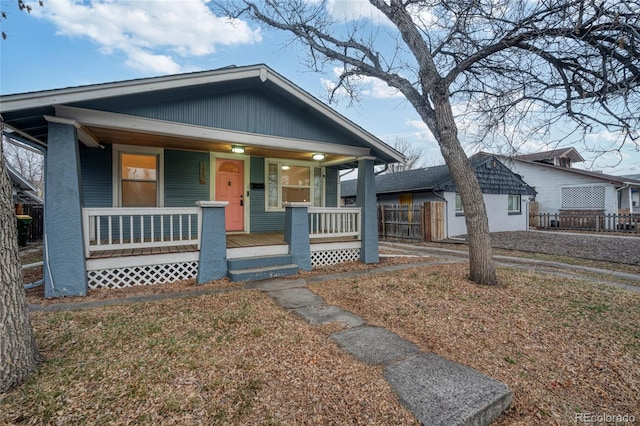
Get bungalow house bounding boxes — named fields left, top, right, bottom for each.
left=0, top=64, right=403, bottom=297
left=341, top=154, right=536, bottom=237
left=497, top=147, right=640, bottom=216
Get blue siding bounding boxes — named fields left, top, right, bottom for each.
left=164, top=149, right=210, bottom=207
left=80, top=144, right=112, bottom=207
left=249, top=156, right=284, bottom=232
left=76, top=89, right=358, bottom=146
left=325, top=167, right=338, bottom=207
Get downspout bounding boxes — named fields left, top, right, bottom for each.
left=375, top=164, right=389, bottom=175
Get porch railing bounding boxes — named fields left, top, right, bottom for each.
left=82, top=207, right=202, bottom=257
left=308, top=207, right=361, bottom=240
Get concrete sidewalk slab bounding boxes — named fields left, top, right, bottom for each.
left=266, top=287, right=325, bottom=309
left=384, top=353, right=512, bottom=426
left=244, top=278, right=308, bottom=291
left=294, top=305, right=365, bottom=327
left=331, top=326, right=420, bottom=365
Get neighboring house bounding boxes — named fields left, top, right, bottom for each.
left=341, top=155, right=536, bottom=237
left=620, top=174, right=640, bottom=213
left=7, top=161, right=42, bottom=210
left=0, top=64, right=403, bottom=297
left=497, top=147, right=640, bottom=216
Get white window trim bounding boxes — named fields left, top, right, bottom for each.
left=265, top=158, right=324, bottom=212
left=454, top=193, right=464, bottom=215
left=112, top=144, right=164, bottom=207
left=508, top=194, right=522, bottom=213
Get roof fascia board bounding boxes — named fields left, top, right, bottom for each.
left=262, top=69, right=405, bottom=163
left=55, top=105, right=371, bottom=157
left=513, top=157, right=627, bottom=185
left=0, top=66, right=265, bottom=113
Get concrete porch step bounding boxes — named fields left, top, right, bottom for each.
left=228, top=263, right=299, bottom=282
left=227, top=254, right=293, bottom=270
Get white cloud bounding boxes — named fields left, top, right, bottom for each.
left=322, top=66, right=404, bottom=101
left=29, top=0, right=261, bottom=73
left=325, top=0, right=390, bottom=24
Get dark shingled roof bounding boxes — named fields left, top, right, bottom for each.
left=341, top=155, right=536, bottom=198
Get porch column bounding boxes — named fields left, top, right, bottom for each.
left=196, top=201, right=228, bottom=284
left=44, top=122, right=87, bottom=297
left=284, top=202, right=312, bottom=271
left=357, top=157, right=379, bottom=263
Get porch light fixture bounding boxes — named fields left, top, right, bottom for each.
left=312, top=153, right=325, bottom=161
left=281, top=165, right=291, bottom=171
left=231, top=146, right=245, bottom=154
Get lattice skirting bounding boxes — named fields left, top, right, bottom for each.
left=311, top=248, right=360, bottom=267
left=87, top=261, right=199, bottom=289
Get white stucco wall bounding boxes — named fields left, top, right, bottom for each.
left=505, top=161, right=618, bottom=215
left=444, top=192, right=529, bottom=237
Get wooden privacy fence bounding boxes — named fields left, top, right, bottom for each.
left=21, top=204, right=44, bottom=242
left=531, top=212, right=640, bottom=234
left=378, top=202, right=445, bottom=241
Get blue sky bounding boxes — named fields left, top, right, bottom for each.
left=1, top=0, right=637, bottom=175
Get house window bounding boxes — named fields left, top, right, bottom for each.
left=455, top=193, right=463, bottom=215
left=508, top=194, right=521, bottom=214
left=266, top=159, right=323, bottom=210
left=113, top=145, right=164, bottom=207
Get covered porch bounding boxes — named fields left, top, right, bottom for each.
left=80, top=205, right=364, bottom=290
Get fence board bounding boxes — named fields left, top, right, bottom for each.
left=530, top=212, right=640, bottom=234
left=378, top=202, right=446, bottom=241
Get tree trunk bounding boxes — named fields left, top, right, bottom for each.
left=430, top=85, right=498, bottom=285
left=0, top=142, right=42, bottom=393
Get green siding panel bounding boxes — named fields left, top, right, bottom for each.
left=80, top=144, right=112, bottom=207
left=249, top=156, right=284, bottom=232
left=325, top=167, right=338, bottom=207
left=164, top=149, right=210, bottom=207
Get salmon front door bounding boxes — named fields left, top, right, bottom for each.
left=216, top=159, right=244, bottom=231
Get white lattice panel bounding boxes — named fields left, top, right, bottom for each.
left=561, top=186, right=605, bottom=209
left=88, top=261, right=199, bottom=289
left=311, top=248, right=360, bottom=267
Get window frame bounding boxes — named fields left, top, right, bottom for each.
left=265, top=158, right=324, bottom=212
left=454, top=193, right=464, bottom=215
left=508, top=194, right=522, bottom=214
left=112, top=144, right=164, bottom=207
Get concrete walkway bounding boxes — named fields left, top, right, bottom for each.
left=248, top=277, right=513, bottom=426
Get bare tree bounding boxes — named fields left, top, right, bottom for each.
left=386, top=138, right=423, bottom=173
left=217, top=0, right=639, bottom=285
left=0, top=0, right=44, bottom=393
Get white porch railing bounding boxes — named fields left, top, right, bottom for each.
left=82, top=207, right=201, bottom=257
left=308, top=207, right=361, bottom=240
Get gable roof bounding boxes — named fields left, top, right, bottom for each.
left=500, top=154, right=640, bottom=187
left=514, top=147, right=584, bottom=163
left=0, top=64, right=403, bottom=166
left=7, top=162, right=42, bottom=204
left=341, top=155, right=536, bottom=197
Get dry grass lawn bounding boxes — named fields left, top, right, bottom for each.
left=5, top=259, right=639, bottom=425
left=310, top=264, right=640, bottom=425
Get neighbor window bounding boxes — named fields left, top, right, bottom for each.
left=508, top=194, right=521, bottom=213
left=455, top=193, right=463, bottom=215
left=113, top=145, right=164, bottom=207
left=266, top=159, right=323, bottom=210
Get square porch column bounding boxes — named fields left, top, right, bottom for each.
left=44, top=122, right=88, bottom=297
left=357, top=157, right=379, bottom=263
left=196, top=201, right=228, bottom=284
left=284, top=202, right=312, bottom=271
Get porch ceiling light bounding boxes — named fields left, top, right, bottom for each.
left=312, top=153, right=325, bottom=161
left=282, top=165, right=291, bottom=171
left=231, top=146, right=245, bottom=154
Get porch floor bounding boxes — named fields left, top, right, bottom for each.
left=88, top=232, right=358, bottom=260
